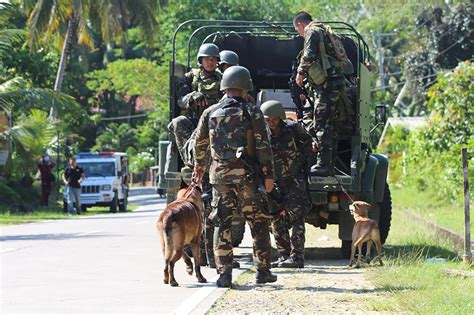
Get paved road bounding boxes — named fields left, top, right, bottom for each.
left=0, top=188, right=249, bottom=314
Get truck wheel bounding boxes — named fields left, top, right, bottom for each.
left=341, top=240, right=352, bottom=259
left=378, top=182, right=392, bottom=244
left=119, top=197, right=127, bottom=212
left=231, top=221, right=246, bottom=247
left=63, top=199, right=68, bottom=213
left=110, top=193, right=118, bottom=213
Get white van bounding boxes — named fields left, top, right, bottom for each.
left=64, top=152, right=129, bottom=213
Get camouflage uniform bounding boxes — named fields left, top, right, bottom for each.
left=168, top=68, right=222, bottom=168
left=270, top=120, right=313, bottom=261
left=298, top=21, right=347, bottom=174
left=194, top=96, right=274, bottom=275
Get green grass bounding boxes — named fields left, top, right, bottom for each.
left=366, top=204, right=474, bottom=313
left=392, top=184, right=473, bottom=236
left=0, top=202, right=138, bottom=225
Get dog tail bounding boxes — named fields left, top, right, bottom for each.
left=353, top=235, right=367, bottom=247
left=161, top=213, right=175, bottom=261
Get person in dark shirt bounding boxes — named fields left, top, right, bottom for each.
left=63, top=157, right=85, bottom=215
left=37, top=156, right=55, bottom=207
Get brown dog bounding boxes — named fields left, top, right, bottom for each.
left=349, top=201, right=383, bottom=268
left=156, top=179, right=207, bottom=286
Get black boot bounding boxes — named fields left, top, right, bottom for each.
left=216, top=273, right=232, bottom=288
left=255, top=269, right=277, bottom=284
left=271, top=256, right=288, bottom=268
left=278, top=256, right=304, bottom=268
left=310, top=164, right=335, bottom=176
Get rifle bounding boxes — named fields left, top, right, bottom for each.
left=289, top=61, right=314, bottom=119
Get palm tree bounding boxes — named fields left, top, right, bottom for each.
left=24, top=0, right=159, bottom=95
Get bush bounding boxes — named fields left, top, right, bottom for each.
left=129, top=151, right=155, bottom=174
left=382, top=62, right=474, bottom=202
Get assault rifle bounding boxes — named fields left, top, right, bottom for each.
left=289, top=61, right=314, bottom=119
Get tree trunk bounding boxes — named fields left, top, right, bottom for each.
left=50, top=12, right=76, bottom=119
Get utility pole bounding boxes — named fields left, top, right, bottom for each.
left=376, top=31, right=385, bottom=93
left=462, top=148, right=472, bottom=265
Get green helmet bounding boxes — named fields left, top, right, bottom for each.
left=197, top=43, right=220, bottom=63
left=260, top=100, right=285, bottom=120
left=220, top=65, right=253, bottom=91
left=219, top=50, right=239, bottom=66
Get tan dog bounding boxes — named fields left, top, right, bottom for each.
left=156, top=179, right=207, bottom=286
left=349, top=201, right=383, bottom=268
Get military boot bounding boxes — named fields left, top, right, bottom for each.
left=271, top=256, right=289, bottom=268
left=310, top=164, right=335, bottom=176
left=216, top=272, right=232, bottom=288
left=278, top=256, right=304, bottom=268
left=255, top=269, right=278, bottom=284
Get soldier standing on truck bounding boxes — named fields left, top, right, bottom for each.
left=260, top=100, right=314, bottom=268
left=192, top=66, right=277, bottom=287
left=294, top=11, right=351, bottom=176
left=168, top=43, right=223, bottom=172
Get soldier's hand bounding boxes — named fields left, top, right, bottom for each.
left=296, top=73, right=304, bottom=87
left=192, top=92, right=208, bottom=107
left=312, top=141, right=319, bottom=153
left=246, top=94, right=256, bottom=105
left=264, top=178, right=274, bottom=193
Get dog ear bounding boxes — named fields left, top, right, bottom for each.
left=179, top=177, right=188, bottom=189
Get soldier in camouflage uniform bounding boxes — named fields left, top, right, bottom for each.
left=192, top=66, right=277, bottom=287
left=260, top=100, right=314, bottom=268
left=294, top=12, right=348, bottom=176
left=168, top=43, right=223, bottom=171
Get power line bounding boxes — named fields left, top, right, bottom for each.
left=371, top=72, right=439, bottom=92
left=99, top=113, right=148, bottom=121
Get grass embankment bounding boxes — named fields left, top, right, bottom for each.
left=392, top=184, right=473, bottom=235
left=366, top=204, right=474, bottom=313
left=0, top=202, right=138, bottom=225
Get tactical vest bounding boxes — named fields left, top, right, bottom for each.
left=305, top=22, right=349, bottom=86
left=191, top=68, right=222, bottom=106
left=271, top=120, right=306, bottom=180
left=208, top=98, right=251, bottom=161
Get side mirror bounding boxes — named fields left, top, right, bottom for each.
left=375, top=105, right=387, bottom=124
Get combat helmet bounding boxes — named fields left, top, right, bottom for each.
left=220, top=66, right=253, bottom=91
left=260, top=100, right=285, bottom=120
left=219, top=50, right=239, bottom=66
left=197, top=43, right=220, bottom=64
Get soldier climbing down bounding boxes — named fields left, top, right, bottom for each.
left=294, top=11, right=352, bottom=176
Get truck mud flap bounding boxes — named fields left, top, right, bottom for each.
left=361, top=155, right=378, bottom=193
left=371, top=153, right=389, bottom=203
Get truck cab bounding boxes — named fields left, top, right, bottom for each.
left=158, top=20, right=392, bottom=257
left=66, top=152, right=129, bottom=213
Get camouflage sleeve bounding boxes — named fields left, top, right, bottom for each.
left=298, top=28, right=321, bottom=72
left=177, top=72, right=194, bottom=109
left=193, top=106, right=211, bottom=173
left=251, top=107, right=274, bottom=179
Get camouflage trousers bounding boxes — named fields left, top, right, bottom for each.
left=271, top=177, right=310, bottom=259
left=313, top=87, right=344, bottom=166
left=212, top=181, right=272, bottom=274
left=200, top=193, right=215, bottom=264
left=168, top=115, right=197, bottom=168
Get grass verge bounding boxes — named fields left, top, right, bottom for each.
left=392, top=184, right=473, bottom=235
left=366, top=204, right=474, bottom=313
left=0, top=202, right=138, bottom=225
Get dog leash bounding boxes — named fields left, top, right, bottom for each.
left=333, top=167, right=355, bottom=204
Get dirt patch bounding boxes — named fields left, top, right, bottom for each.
left=208, top=225, right=384, bottom=314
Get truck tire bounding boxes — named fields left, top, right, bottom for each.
left=110, top=192, right=118, bottom=213
left=63, top=199, right=68, bottom=213
left=378, top=182, right=392, bottom=244
left=341, top=240, right=352, bottom=259
left=231, top=221, right=246, bottom=247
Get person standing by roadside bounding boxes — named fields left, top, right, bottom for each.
left=37, top=156, right=56, bottom=207
left=63, top=157, right=85, bottom=215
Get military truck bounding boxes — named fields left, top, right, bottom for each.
left=157, top=20, right=392, bottom=257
